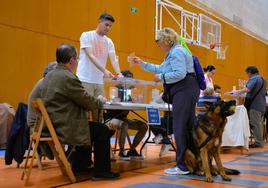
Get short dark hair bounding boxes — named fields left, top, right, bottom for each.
left=203, top=65, right=216, bottom=72
left=56, top=44, right=77, bottom=64
left=121, top=70, right=133, bottom=78
left=99, top=13, right=115, bottom=22
left=214, top=84, right=221, bottom=91
left=246, top=66, right=259, bottom=74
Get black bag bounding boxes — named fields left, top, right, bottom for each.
left=162, top=74, right=176, bottom=104
left=244, top=77, right=264, bottom=111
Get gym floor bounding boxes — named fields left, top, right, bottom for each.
left=1, top=144, right=268, bottom=188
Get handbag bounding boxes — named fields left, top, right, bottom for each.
left=244, top=77, right=264, bottom=111
left=162, top=74, right=175, bottom=104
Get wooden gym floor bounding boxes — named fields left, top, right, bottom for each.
left=1, top=143, right=268, bottom=188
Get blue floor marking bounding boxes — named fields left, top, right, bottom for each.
left=234, top=156, right=268, bottom=164
left=233, top=168, right=268, bottom=176
left=0, top=149, right=5, bottom=157
left=161, top=174, right=268, bottom=187
left=125, top=182, right=200, bottom=188
left=224, top=162, right=268, bottom=167
left=248, top=151, right=268, bottom=157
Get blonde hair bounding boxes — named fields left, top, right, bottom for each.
left=156, top=27, right=178, bottom=47
left=203, top=88, right=215, bottom=96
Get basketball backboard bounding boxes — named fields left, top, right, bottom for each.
left=199, top=13, right=221, bottom=52
left=155, top=0, right=225, bottom=59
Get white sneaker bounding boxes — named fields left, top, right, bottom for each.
left=153, top=134, right=163, bottom=144
left=159, top=144, right=172, bottom=157
left=164, top=166, right=190, bottom=175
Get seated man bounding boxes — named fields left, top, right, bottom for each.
left=40, top=44, right=119, bottom=180
left=197, top=88, right=221, bottom=108
left=106, top=70, right=147, bottom=160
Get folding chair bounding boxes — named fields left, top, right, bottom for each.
left=21, top=98, right=76, bottom=186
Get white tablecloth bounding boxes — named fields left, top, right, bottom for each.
left=222, top=105, right=250, bottom=149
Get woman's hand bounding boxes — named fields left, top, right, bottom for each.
left=131, top=56, right=143, bottom=65
left=154, top=74, right=162, bottom=82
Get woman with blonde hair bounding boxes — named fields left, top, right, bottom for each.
left=131, top=27, right=200, bottom=175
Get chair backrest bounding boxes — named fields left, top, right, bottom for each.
left=33, top=98, right=62, bottom=147
left=23, top=98, right=76, bottom=184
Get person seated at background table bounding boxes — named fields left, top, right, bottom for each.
left=106, top=70, right=148, bottom=160
left=214, top=84, right=221, bottom=97
left=151, top=111, right=174, bottom=158
left=197, top=88, right=221, bottom=107
left=40, top=44, right=119, bottom=180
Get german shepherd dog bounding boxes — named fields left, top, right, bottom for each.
left=184, top=100, right=240, bottom=183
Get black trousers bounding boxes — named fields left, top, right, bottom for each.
left=90, top=122, right=114, bottom=173
left=69, top=122, right=114, bottom=174
left=170, top=74, right=200, bottom=170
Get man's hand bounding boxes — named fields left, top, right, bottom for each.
left=97, top=95, right=107, bottom=104
left=103, top=69, right=114, bottom=78
left=116, top=72, right=124, bottom=78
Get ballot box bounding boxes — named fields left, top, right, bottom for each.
left=104, top=77, right=161, bottom=104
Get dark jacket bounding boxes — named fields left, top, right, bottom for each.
left=5, top=103, right=29, bottom=165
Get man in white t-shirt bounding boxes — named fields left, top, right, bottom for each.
left=77, top=13, right=123, bottom=121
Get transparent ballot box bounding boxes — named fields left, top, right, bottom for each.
left=104, top=77, right=161, bottom=104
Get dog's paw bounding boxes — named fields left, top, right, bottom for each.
left=222, top=175, right=232, bottom=181
left=211, top=169, right=218, bottom=176
left=195, top=171, right=204, bottom=176
left=205, top=176, right=214, bottom=183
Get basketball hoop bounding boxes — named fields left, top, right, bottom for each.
left=209, top=43, right=228, bottom=60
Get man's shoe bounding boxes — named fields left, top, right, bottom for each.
left=119, top=151, right=131, bottom=161
left=164, top=166, right=190, bottom=175
left=127, top=149, right=144, bottom=160
left=92, top=171, right=120, bottom=181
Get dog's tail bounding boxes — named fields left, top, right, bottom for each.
left=224, top=167, right=240, bottom=175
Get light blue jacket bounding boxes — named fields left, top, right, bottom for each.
left=141, top=43, right=194, bottom=84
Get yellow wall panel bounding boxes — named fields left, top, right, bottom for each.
left=0, top=25, right=47, bottom=106
left=48, top=0, right=89, bottom=40
left=0, top=0, right=49, bottom=33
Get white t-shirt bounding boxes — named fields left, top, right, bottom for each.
left=77, top=30, right=115, bottom=84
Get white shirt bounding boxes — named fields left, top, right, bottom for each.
left=204, top=74, right=214, bottom=89
left=200, top=74, right=214, bottom=96
left=77, top=30, right=115, bottom=84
